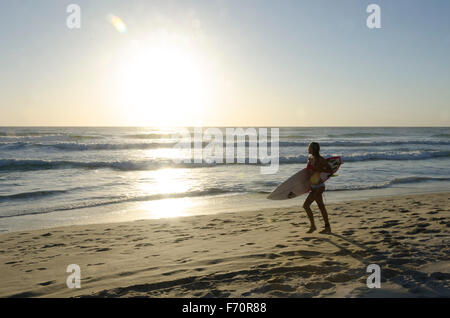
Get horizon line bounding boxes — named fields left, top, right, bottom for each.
left=0, top=125, right=449, bottom=128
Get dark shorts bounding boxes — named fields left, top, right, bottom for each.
left=311, top=183, right=325, bottom=190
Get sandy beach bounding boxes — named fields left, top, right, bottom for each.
left=1, top=0, right=449, bottom=304
left=0, top=191, right=449, bottom=298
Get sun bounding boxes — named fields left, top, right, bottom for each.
left=115, top=34, right=213, bottom=126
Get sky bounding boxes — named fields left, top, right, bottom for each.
left=0, top=0, right=449, bottom=127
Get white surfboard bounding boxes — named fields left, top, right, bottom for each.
left=267, top=156, right=342, bottom=200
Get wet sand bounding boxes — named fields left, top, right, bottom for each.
left=0, top=191, right=449, bottom=297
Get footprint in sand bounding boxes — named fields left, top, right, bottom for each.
left=430, top=272, right=450, bottom=280
left=95, top=248, right=111, bottom=252
left=382, top=220, right=401, bottom=228
left=135, top=243, right=154, bottom=249
left=38, top=280, right=55, bottom=286
left=42, top=243, right=65, bottom=248
left=251, top=283, right=297, bottom=294
left=342, top=230, right=355, bottom=236
left=281, top=250, right=321, bottom=257
left=5, top=261, right=20, bottom=265
left=326, top=273, right=352, bottom=283
left=161, top=269, right=187, bottom=276
left=304, top=281, right=335, bottom=290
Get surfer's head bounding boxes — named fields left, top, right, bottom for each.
left=308, top=142, right=320, bottom=157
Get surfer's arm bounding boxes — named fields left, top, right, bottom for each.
left=319, top=158, right=333, bottom=173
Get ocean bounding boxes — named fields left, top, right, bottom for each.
left=1, top=127, right=449, bottom=232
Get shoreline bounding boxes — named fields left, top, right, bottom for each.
left=2, top=184, right=450, bottom=234
left=0, top=191, right=449, bottom=297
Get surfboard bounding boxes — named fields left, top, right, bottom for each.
left=267, top=156, right=342, bottom=200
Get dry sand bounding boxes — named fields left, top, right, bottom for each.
left=0, top=192, right=449, bottom=298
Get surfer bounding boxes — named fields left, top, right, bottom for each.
left=303, top=142, right=333, bottom=234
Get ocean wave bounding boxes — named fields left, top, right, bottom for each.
left=261, top=176, right=450, bottom=193
left=123, top=133, right=174, bottom=139
left=0, top=141, right=174, bottom=151
left=1, top=139, right=450, bottom=152
left=336, top=150, right=450, bottom=162
left=297, top=140, right=450, bottom=147
left=277, top=150, right=449, bottom=164
left=1, top=150, right=449, bottom=172
left=0, top=132, right=63, bottom=137
left=390, top=176, right=450, bottom=184
left=67, top=135, right=103, bottom=140
left=327, top=176, right=450, bottom=191
left=279, top=135, right=312, bottom=139
left=0, top=190, right=67, bottom=202
left=0, top=187, right=243, bottom=218
left=0, top=158, right=229, bottom=172
left=327, top=132, right=387, bottom=138
left=277, top=140, right=415, bottom=147
left=0, top=159, right=163, bottom=172
left=3, top=175, right=449, bottom=218
left=0, top=133, right=102, bottom=140
left=432, top=133, right=450, bottom=138
left=40, top=142, right=175, bottom=151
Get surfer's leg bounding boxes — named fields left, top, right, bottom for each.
left=315, top=188, right=331, bottom=233
left=303, top=192, right=317, bottom=233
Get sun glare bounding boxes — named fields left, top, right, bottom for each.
left=136, top=168, right=194, bottom=218
left=139, top=197, right=197, bottom=219
left=115, top=33, right=213, bottom=126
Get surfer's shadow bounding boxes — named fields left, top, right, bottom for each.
left=313, top=233, right=444, bottom=296
left=309, top=234, right=382, bottom=263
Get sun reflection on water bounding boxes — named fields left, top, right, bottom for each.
left=137, top=168, right=196, bottom=219
left=139, top=197, right=197, bottom=219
